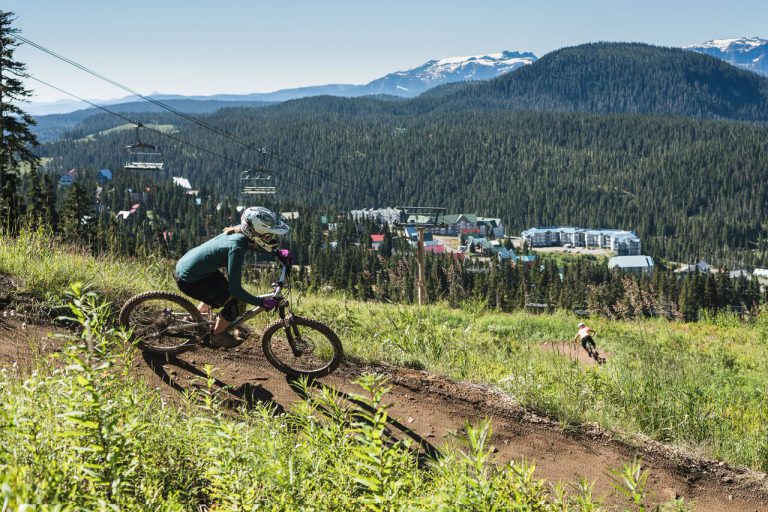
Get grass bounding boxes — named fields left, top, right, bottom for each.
left=0, top=284, right=647, bottom=511
left=3, top=229, right=768, bottom=474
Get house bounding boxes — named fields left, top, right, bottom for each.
left=281, top=211, right=300, bottom=220
left=495, top=247, right=517, bottom=261
left=441, top=213, right=478, bottom=236
left=729, top=269, right=751, bottom=279
left=753, top=268, right=768, bottom=279
left=96, top=168, right=113, bottom=183
left=59, top=168, right=79, bottom=187
left=609, top=255, right=655, bottom=274
left=476, top=217, right=505, bottom=238
left=465, top=236, right=488, bottom=253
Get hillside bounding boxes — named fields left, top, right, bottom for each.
left=1, top=233, right=768, bottom=509
left=434, top=42, right=768, bottom=120
left=38, top=104, right=768, bottom=266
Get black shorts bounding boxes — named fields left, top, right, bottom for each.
left=175, top=271, right=240, bottom=321
left=581, top=335, right=595, bottom=349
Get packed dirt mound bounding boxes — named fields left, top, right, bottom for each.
left=1, top=317, right=767, bottom=511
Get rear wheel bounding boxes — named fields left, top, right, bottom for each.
left=119, top=291, right=207, bottom=354
left=262, top=316, right=343, bottom=378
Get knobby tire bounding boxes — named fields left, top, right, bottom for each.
left=262, top=316, right=343, bottom=378
left=119, top=291, right=205, bottom=354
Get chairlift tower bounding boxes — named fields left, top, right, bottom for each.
left=393, top=206, right=447, bottom=306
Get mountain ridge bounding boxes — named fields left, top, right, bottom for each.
left=685, top=37, right=768, bottom=76
left=27, top=50, right=537, bottom=117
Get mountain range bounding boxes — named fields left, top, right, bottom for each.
left=28, top=38, right=768, bottom=119
left=36, top=41, right=768, bottom=265
left=685, top=37, right=768, bottom=76
left=27, top=51, right=537, bottom=117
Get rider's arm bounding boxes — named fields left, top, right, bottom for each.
left=227, top=246, right=265, bottom=305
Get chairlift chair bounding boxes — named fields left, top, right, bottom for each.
left=240, top=168, right=276, bottom=195
left=124, top=124, right=164, bottom=171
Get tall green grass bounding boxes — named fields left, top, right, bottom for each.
left=0, top=285, right=636, bottom=510
left=3, top=230, right=768, bottom=473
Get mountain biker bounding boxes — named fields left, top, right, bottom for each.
left=574, top=322, right=597, bottom=357
left=174, top=206, right=291, bottom=345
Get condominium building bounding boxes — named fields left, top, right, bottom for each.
left=521, top=226, right=642, bottom=256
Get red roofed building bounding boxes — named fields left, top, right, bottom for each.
left=370, top=234, right=385, bottom=250
left=424, top=244, right=445, bottom=254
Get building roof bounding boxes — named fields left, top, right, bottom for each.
left=443, top=213, right=477, bottom=225
left=608, top=255, right=655, bottom=269
left=98, top=168, right=113, bottom=179
left=370, top=234, right=385, bottom=243
left=173, top=177, right=192, bottom=190
left=523, top=226, right=638, bottom=239
left=424, top=244, right=445, bottom=254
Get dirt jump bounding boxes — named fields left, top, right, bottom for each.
left=2, top=316, right=767, bottom=511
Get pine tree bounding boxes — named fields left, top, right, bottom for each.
left=61, top=181, right=95, bottom=247
left=0, top=11, right=39, bottom=234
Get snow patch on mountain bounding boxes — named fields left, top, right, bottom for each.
left=685, top=37, right=768, bottom=76
left=364, top=51, right=537, bottom=97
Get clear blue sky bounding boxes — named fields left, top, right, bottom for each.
left=6, top=0, right=768, bottom=103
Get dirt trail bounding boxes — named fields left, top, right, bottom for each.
left=2, top=317, right=767, bottom=511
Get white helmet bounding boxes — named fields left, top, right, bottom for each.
left=577, top=322, right=586, bottom=328
left=240, top=206, right=289, bottom=251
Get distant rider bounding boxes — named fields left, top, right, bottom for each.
left=174, top=206, right=291, bottom=345
left=574, top=322, right=597, bottom=357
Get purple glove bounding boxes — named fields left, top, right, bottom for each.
left=277, top=249, right=292, bottom=264
left=260, top=298, right=279, bottom=311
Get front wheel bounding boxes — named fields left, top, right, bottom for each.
left=262, top=316, right=343, bottom=378
left=119, top=291, right=207, bottom=354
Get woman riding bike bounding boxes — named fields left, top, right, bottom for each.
left=174, top=206, right=290, bottom=346
left=574, top=321, right=603, bottom=363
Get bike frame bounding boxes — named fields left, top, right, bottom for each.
left=169, top=262, right=305, bottom=355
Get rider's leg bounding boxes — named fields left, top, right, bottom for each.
left=213, top=298, right=239, bottom=335
left=197, top=302, right=210, bottom=315
left=213, top=315, right=230, bottom=335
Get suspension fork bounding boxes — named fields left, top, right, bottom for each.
left=278, top=305, right=303, bottom=356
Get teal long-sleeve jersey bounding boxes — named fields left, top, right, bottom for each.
left=174, top=232, right=270, bottom=305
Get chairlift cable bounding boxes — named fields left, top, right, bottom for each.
left=13, top=34, right=372, bottom=199
left=17, top=71, right=347, bottom=202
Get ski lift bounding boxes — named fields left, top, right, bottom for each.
left=240, top=168, right=276, bottom=195
left=124, top=124, right=164, bottom=171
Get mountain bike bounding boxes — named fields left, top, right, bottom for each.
left=118, top=262, right=343, bottom=378
left=581, top=336, right=605, bottom=365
